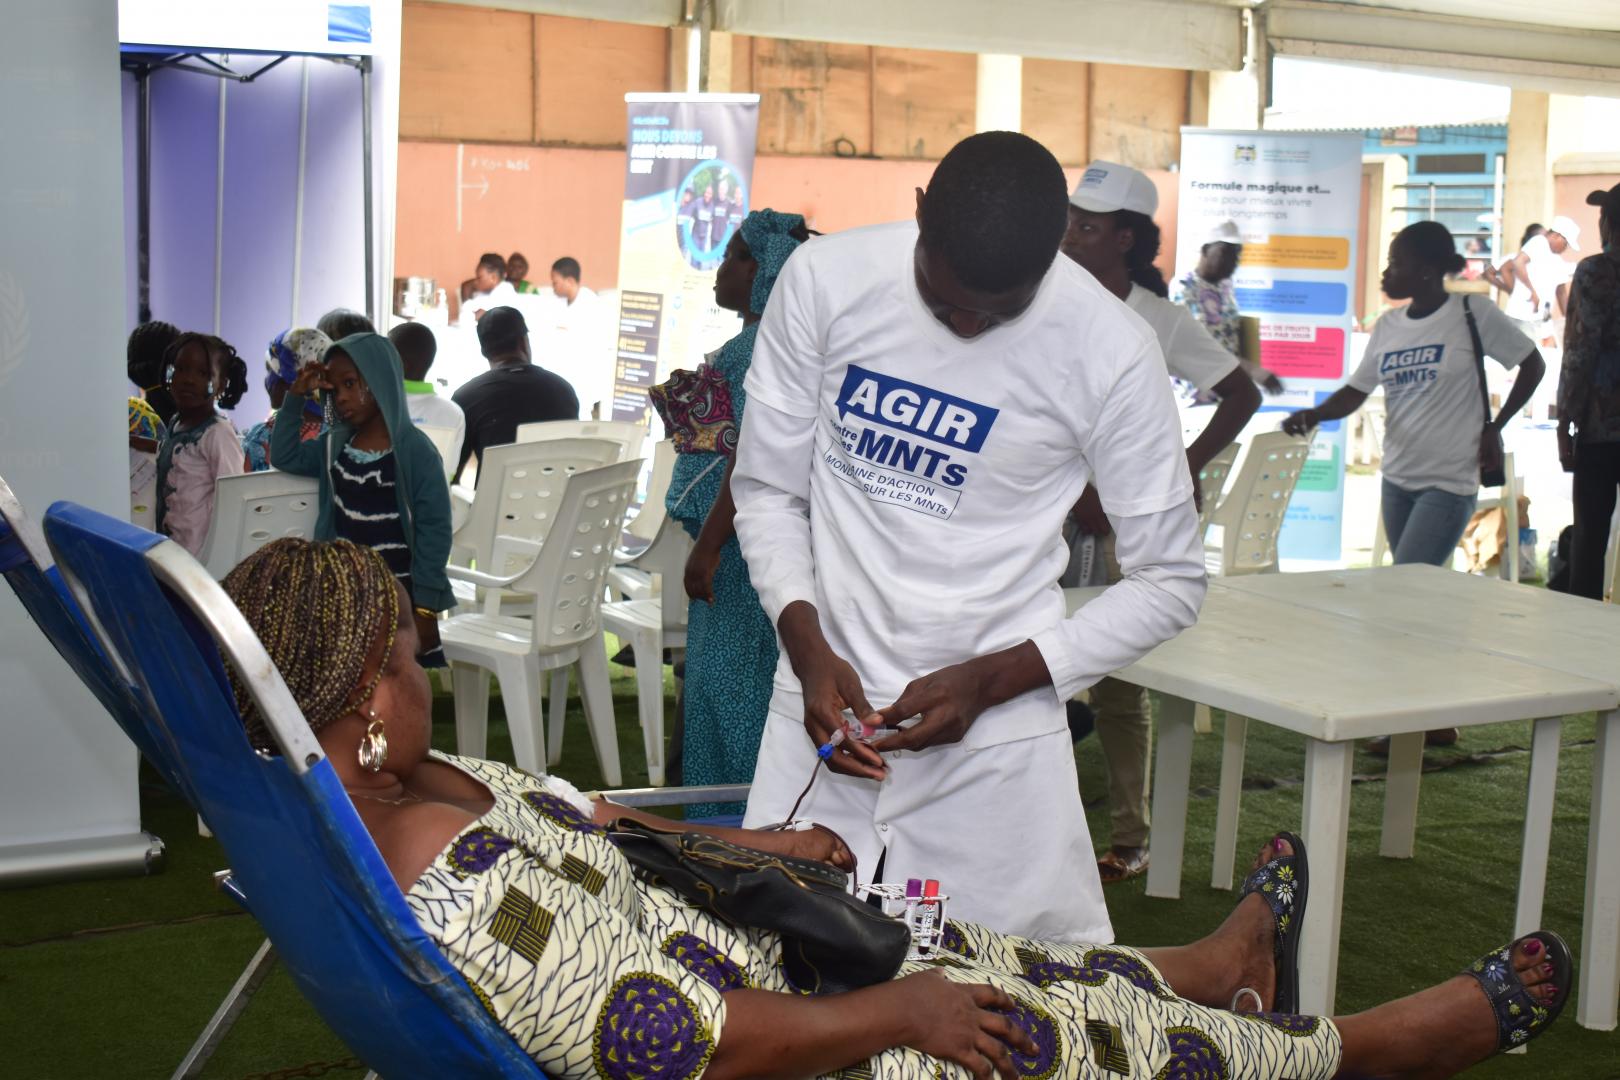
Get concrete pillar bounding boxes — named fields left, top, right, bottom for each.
left=1207, top=69, right=1261, bottom=129
left=1505, top=90, right=1553, bottom=250
left=704, top=30, right=734, bottom=94
left=975, top=54, right=1022, bottom=133
left=668, top=26, right=700, bottom=93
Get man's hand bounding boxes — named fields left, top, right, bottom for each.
left=778, top=602, right=886, bottom=780
left=1260, top=370, right=1285, bottom=396
left=684, top=540, right=722, bottom=603
left=873, top=658, right=994, bottom=752
left=1069, top=484, right=1111, bottom=537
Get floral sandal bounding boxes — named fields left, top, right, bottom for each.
left=1238, top=832, right=1309, bottom=1014
left=1465, top=930, right=1572, bottom=1051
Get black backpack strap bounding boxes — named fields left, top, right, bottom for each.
left=1462, top=295, right=1493, bottom=425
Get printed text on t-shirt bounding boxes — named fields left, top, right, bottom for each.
left=821, top=366, right=999, bottom=519
left=1378, top=343, right=1443, bottom=400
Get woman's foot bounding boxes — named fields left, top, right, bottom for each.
left=1336, top=934, right=1569, bottom=1079
left=1140, top=837, right=1284, bottom=1010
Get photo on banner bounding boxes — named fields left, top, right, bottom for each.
left=611, top=93, right=760, bottom=427
left=1176, top=129, right=1362, bottom=562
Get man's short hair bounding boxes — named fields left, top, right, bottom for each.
left=316, top=308, right=376, bottom=340
left=477, top=252, right=507, bottom=279
left=919, top=132, right=1068, bottom=293
left=477, top=306, right=528, bottom=358
left=388, top=322, right=438, bottom=380
left=551, top=257, right=581, bottom=281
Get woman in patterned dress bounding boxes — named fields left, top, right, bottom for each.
left=220, top=537, right=1571, bottom=1080
left=662, top=209, right=812, bottom=817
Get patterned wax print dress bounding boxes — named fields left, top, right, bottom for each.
left=408, top=753, right=1345, bottom=1080
left=663, top=329, right=778, bottom=820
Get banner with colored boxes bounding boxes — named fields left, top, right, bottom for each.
left=1176, top=129, right=1362, bottom=562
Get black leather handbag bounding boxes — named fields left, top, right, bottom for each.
left=608, top=820, right=910, bottom=994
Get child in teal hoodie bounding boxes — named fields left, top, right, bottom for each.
left=275, top=332, right=453, bottom=663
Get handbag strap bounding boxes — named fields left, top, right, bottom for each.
left=1462, top=295, right=1494, bottom=426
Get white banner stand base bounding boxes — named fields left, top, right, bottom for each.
left=0, top=831, right=165, bottom=888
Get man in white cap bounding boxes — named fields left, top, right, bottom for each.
left=733, top=134, right=1207, bottom=943
left=1509, top=214, right=1582, bottom=340
left=1174, top=220, right=1285, bottom=394
left=1059, top=159, right=1261, bottom=885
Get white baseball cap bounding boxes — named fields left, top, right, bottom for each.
left=1070, top=160, right=1159, bottom=216
left=1549, top=214, right=1582, bottom=251
left=1206, top=220, right=1243, bottom=246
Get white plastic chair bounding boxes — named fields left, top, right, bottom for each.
left=197, top=471, right=321, bottom=580
left=1606, top=506, right=1620, bottom=604
left=448, top=438, right=622, bottom=610
left=608, top=440, right=677, bottom=600
left=1196, top=441, right=1241, bottom=538
left=440, top=459, right=642, bottom=783
left=515, top=419, right=646, bottom=465
left=1203, top=431, right=1313, bottom=576
left=416, top=423, right=460, bottom=482
left=600, top=518, right=693, bottom=786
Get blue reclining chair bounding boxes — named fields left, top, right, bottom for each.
left=44, top=500, right=550, bottom=1080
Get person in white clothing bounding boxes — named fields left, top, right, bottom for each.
left=388, top=322, right=466, bottom=478
left=459, top=252, right=519, bottom=327
left=732, top=132, right=1207, bottom=944
left=541, top=257, right=609, bottom=417
left=1506, top=216, right=1580, bottom=337
left=1057, top=160, right=1262, bottom=885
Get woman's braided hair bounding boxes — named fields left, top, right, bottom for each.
left=220, top=538, right=399, bottom=750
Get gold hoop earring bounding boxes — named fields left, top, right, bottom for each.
left=358, top=710, right=388, bottom=773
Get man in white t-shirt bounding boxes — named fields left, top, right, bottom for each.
left=1057, top=160, right=1262, bottom=884
left=538, top=256, right=608, bottom=417
left=732, top=132, right=1207, bottom=943
left=1507, top=216, right=1581, bottom=333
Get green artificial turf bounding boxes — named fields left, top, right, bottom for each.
left=3, top=670, right=1618, bottom=1078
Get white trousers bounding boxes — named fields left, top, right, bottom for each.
left=742, top=689, right=1114, bottom=944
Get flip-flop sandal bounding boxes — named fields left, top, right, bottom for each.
left=1097, top=848, right=1149, bottom=884
left=1238, top=831, right=1309, bottom=1014
left=1464, top=930, right=1572, bottom=1051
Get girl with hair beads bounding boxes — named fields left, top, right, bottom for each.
left=155, top=332, right=247, bottom=556
left=273, top=332, right=453, bottom=665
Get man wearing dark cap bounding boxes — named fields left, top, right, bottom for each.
left=1558, top=182, right=1620, bottom=599
left=450, top=306, right=579, bottom=483
left=731, top=132, right=1205, bottom=942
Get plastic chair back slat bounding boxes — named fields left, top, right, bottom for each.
left=1208, top=430, right=1313, bottom=576
left=515, top=419, right=646, bottom=465
left=198, top=471, right=321, bottom=579
left=454, top=438, right=621, bottom=572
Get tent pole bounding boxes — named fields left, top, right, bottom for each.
left=137, top=68, right=152, bottom=325
left=360, top=57, right=375, bottom=325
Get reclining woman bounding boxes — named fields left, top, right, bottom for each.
left=221, top=536, right=1571, bottom=1080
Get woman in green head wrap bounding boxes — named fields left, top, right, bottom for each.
left=661, top=208, right=812, bottom=817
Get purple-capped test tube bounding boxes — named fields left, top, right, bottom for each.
left=904, top=878, right=923, bottom=899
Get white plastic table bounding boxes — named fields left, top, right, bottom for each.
left=1221, top=565, right=1620, bottom=1030
left=1064, top=584, right=1619, bottom=1017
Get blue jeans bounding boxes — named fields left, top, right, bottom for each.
left=1382, top=480, right=1477, bottom=567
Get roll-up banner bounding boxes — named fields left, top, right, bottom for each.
left=610, top=93, right=760, bottom=426
left=1177, top=129, right=1362, bottom=562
